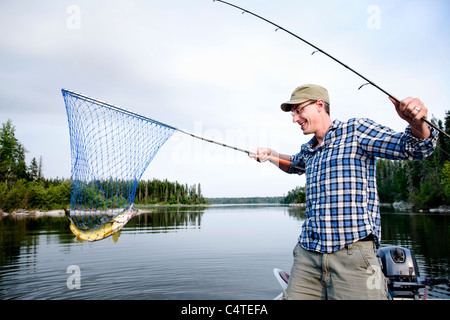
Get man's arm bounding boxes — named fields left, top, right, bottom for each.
left=248, top=148, right=291, bottom=172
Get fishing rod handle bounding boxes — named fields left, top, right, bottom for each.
left=268, top=156, right=306, bottom=171
left=268, top=156, right=291, bottom=167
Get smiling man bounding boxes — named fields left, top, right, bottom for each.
left=250, top=84, right=438, bottom=299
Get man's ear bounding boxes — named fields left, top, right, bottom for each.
left=316, top=99, right=325, bottom=112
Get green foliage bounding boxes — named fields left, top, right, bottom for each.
left=0, top=119, right=73, bottom=212
left=0, top=178, right=72, bottom=212
left=134, top=179, right=207, bottom=205
left=72, top=179, right=130, bottom=211
left=0, top=177, right=208, bottom=212
left=207, top=197, right=283, bottom=204
left=440, top=161, right=450, bottom=203
left=282, top=186, right=306, bottom=204
left=376, top=115, right=449, bottom=210
left=0, top=119, right=28, bottom=182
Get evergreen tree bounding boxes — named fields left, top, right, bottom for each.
left=441, top=161, right=450, bottom=203
left=29, top=157, right=39, bottom=180
left=0, top=119, right=28, bottom=182
left=38, top=155, right=44, bottom=180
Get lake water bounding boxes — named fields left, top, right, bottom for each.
left=0, top=205, right=448, bottom=300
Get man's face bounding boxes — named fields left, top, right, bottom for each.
left=291, top=100, right=318, bottom=135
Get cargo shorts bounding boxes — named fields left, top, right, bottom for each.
left=283, top=240, right=388, bottom=300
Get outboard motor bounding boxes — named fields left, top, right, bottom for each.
left=273, top=246, right=448, bottom=300
left=377, top=246, right=423, bottom=299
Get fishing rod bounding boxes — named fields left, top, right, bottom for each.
left=213, top=0, right=450, bottom=140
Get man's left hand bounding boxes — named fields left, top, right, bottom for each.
left=390, top=96, right=431, bottom=139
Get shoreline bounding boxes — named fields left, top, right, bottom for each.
left=0, top=209, right=66, bottom=218
left=2, top=201, right=450, bottom=218
left=0, top=203, right=211, bottom=219
left=289, top=201, right=450, bottom=213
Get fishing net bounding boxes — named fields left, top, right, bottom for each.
left=62, top=89, right=176, bottom=241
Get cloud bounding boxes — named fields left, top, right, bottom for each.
left=0, top=0, right=449, bottom=197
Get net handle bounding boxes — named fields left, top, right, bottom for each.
left=62, top=88, right=255, bottom=154
left=61, top=88, right=295, bottom=167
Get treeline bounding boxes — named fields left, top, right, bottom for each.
left=0, top=119, right=207, bottom=212
left=281, top=186, right=306, bottom=204
left=0, top=119, right=43, bottom=183
left=0, top=178, right=207, bottom=213
left=0, top=119, right=68, bottom=212
left=377, top=113, right=450, bottom=209
left=134, top=179, right=207, bottom=205
left=0, top=178, right=72, bottom=213
left=284, top=113, right=450, bottom=210
left=207, top=197, right=283, bottom=205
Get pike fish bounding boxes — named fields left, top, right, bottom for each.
left=64, top=205, right=138, bottom=242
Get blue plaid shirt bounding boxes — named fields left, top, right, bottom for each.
left=288, top=118, right=438, bottom=253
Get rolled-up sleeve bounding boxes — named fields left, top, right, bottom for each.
left=402, top=125, right=439, bottom=159
left=357, top=119, right=438, bottom=161
left=287, top=154, right=306, bottom=174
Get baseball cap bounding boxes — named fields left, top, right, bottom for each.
left=280, top=84, right=330, bottom=112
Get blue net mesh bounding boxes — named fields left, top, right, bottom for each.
left=62, top=89, right=175, bottom=241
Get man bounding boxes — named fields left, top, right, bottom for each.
left=250, top=84, right=438, bottom=299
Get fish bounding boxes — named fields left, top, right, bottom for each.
left=64, top=205, right=138, bottom=242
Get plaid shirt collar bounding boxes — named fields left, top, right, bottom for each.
left=304, top=119, right=342, bottom=151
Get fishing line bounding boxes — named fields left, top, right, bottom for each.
left=213, top=0, right=450, bottom=141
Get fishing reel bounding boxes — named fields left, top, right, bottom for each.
left=377, top=246, right=449, bottom=300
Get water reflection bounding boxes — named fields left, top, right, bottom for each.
left=284, top=206, right=306, bottom=220
left=129, top=206, right=207, bottom=232
left=0, top=205, right=448, bottom=300
left=380, top=210, right=450, bottom=279
left=0, top=215, right=68, bottom=267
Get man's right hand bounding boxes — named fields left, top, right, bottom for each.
left=248, top=148, right=273, bottom=162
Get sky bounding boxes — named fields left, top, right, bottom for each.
left=1, top=0, right=449, bottom=198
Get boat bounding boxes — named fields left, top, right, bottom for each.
left=274, top=245, right=449, bottom=300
